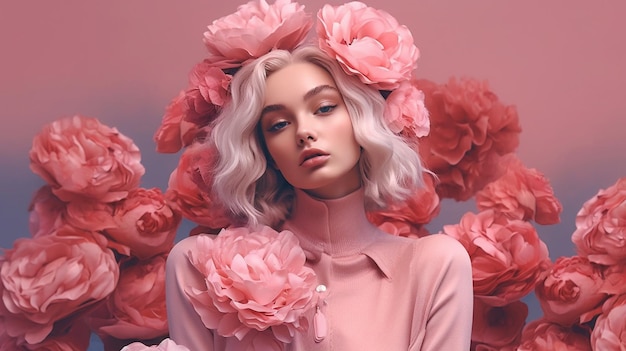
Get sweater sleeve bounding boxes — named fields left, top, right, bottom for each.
left=166, top=236, right=215, bottom=351
left=412, top=234, right=474, bottom=351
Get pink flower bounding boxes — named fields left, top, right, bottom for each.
left=572, top=177, right=626, bottom=265
left=165, top=142, right=231, bottom=231
left=202, top=0, right=312, bottom=69
left=443, top=210, right=551, bottom=306
left=383, top=79, right=430, bottom=138
left=154, top=62, right=231, bottom=154
left=417, top=78, right=521, bottom=201
left=368, top=173, right=440, bottom=238
left=535, top=256, right=608, bottom=325
left=517, top=319, right=592, bottom=351
left=64, top=199, right=116, bottom=232
left=471, top=299, right=527, bottom=350
left=316, top=1, right=419, bottom=90
left=0, top=234, right=119, bottom=344
left=122, top=338, right=190, bottom=351
left=185, top=226, right=317, bottom=343
left=29, top=115, right=145, bottom=202
left=28, top=186, right=66, bottom=237
left=591, top=293, right=626, bottom=350
left=0, top=320, right=91, bottom=351
left=89, top=255, right=168, bottom=341
left=105, top=188, right=181, bottom=259
left=476, top=156, right=562, bottom=225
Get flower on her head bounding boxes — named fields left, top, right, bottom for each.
left=383, top=79, right=430, bottom=138
left=29, top=115, right=145, bottom=202
left=185, top=226, right=317, bottom=345
left=316, top=1, right=419, bottom=90
left=203, top=0, right=313, bottom=69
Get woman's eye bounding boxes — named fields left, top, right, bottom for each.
left=316, top=104, right=337, bottom=114
left=268, top=121, right=289, bottom=132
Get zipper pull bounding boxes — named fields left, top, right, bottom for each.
left=314, top=284, right=328, bottom=343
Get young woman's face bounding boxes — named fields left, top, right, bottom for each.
left=260, top=62, right=362, bottom=199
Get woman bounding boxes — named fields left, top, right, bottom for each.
left=165, top=44, right=473, bottom=350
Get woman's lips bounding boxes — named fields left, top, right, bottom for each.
left=300, top=154, right=330, bottom=168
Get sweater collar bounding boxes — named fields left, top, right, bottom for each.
left=282, top=188, right=396, bottom=279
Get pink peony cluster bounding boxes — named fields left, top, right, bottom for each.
left=417, top=77, right=522, bottom=201
left=185, top=226, right=317, bottom=347
left=122, top=338, right=191, bottom=351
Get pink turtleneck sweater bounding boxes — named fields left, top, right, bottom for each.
left=166, top=189, right=473, bottom=350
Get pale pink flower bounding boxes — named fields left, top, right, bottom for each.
left=122, top=338, right=190, bottom=351
left=572, top=177, right=626, bottom=265
left=0, top=233, right=119, bottom=344
left=0, top=320, right=91, bottom=351
left=383, top=79, right=430, bottom=138
left=28, top=185, right=66, bottom=237
left=591, top=293, right=626, bottom=350
left=186, top=227, right=317, bottom=343
left=535, top=256, right=608, bottom=325
left=417, top=78, right=521, bottom=201
left=165, top=142, right=231, bottom=231
left=476, top=156, right=562, bottom=225
left=106, top=188, right=181, bottom=259
left=517, top=319, right=592, bottom=351
left=89, top=255, right=168, bottom=341
left=471, top=299, right=527, bottom=350
left=368, top=173, right=440, bottom=238
left=154, top=62, right=231, bottom=154
left=443, top=210, right=551, bottom=306
left=316, top=1, right=419, bottom=90
left=29, top=115, right=144, bottom=202
left=202, top=0, right=312, bottom=69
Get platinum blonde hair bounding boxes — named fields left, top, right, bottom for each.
left=210, top=46, right=425, bottom=227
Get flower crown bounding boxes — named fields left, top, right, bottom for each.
left=154, top=0, right=430, bottom=154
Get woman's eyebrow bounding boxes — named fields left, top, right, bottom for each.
left=260, top=104, right=285, bottom=119
left=303, top=84, right=338, bottom=101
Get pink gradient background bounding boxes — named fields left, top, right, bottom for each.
left=1, top=1, right=625, bottom=348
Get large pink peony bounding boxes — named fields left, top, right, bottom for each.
left=0, top=233, right=119, bottom=344
left=535, top=255, right=608, bottom=326
left=417, top=78, right=521, bottom=201
left=122, top=338, right=190, bottom=351
left=202, top=0, right=312, bottom=69
left=186, top=226, right=317, bottom=344
left=28, top=185, right=66, bottom=237
left=572, top=177, right=626, bottom=265
left=166, top=142, right=232, bottom=232
left=383, top=79, right=430, bottom=139
left=89, top=255, right=168, bottom=341
left=154, top=61, right=231, bottom=154
left=368, top=173, right=440, bottom=238
left=471, top=299, right=527, bottom=350
left=0, top=320, right=91, bottom=351
left=316, top=1, right=419, bottom=90
left=591, top=293, right=626, bottom=350
left=29, top=115, right=145, bottom=202
left=443, top=210, right=551, bottom=306
left=106, top=188, right=181, bottom=259
left=517, top=319, right=592, bottom=351
left=476, top=155, right=562, bottom=225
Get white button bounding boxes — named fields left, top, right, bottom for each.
left=316, top=284, right=327, bottom=293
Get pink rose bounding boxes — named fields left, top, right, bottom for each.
left=122, top=338, right=190, bottom=351
left=0, top=320, right=91, bottom=351
left=471, top=299, right=527, bottom=349
left=443, top=210, right=551, bottom=306
left=0, top=234, right=119, bottom=344
left=153, top=91, right=204, bottom=154
left=383, top=79, right=430, bottom=138
left=105, top=188, right=181, bottom=259
left=165, top=142, right=232, bottom=231
left=417, top=78, right=521, bottom=201
left=572, top=177, right=626, bottom=265
left=202, top=0, right=312, bottom=69
left=368, top=173, right=440, bottom=238
left=186, top=226, right=317, bottom=343
left=535, top=255, right=608, bottom=326
left=89, top=255, right=168, bottom=340
left=29, top=115, right=145, bottom=202
left=591, top=293, right=626, bottom=350
left=476, top=156, right=562, bottom=225
left=518, top=319, right=592, bottom=351
left=28, top=186, right=66, bottom=237
left=316, top=1, right=419, bottom=90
